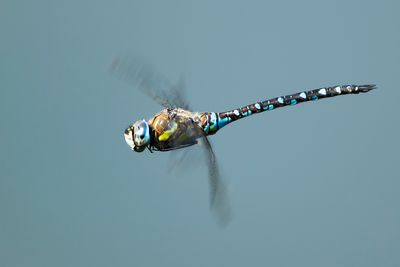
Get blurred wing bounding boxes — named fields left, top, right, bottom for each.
left=110, top=57, right=190, bottom=109
left=172, top=120, right=232, bottom=227
left=201, top=135, right=232, bottom=227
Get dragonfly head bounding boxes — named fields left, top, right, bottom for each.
left=124, top=119, right=151, bottom=152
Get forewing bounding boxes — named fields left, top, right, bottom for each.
left=110, top=57, right=190, bottom=109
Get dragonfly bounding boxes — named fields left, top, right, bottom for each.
left=112, top=58, right=376, bottom=225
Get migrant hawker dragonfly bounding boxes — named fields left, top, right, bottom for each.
left=112, top=58, right=376, bottom=226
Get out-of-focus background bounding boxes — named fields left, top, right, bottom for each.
left=1, top=1, right=399, bottom=266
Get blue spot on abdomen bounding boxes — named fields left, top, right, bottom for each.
left=217, top=116, right=230, bottom=129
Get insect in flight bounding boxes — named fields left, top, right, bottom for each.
left=112, top=58, right=376, bottom=226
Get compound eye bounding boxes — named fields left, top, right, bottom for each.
left=136, top=121, right=148, bottom=139
left=135, top=125, right=145, bottom=139
left=139, top=130, right=145, bottom=139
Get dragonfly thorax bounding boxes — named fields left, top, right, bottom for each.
left=124, top=119, right=151, bottom=152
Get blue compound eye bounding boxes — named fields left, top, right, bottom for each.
left=135, top=124, right=145, bottom=139
left=133, top=120, right=150, bottom=148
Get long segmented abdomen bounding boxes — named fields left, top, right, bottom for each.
left=201, top=84, right=376, bottom=135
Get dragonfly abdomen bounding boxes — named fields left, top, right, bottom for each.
left=202, top=84, right=376, bottom=135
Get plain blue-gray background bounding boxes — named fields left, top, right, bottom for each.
left=1, top=0, right=399, bottom=266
